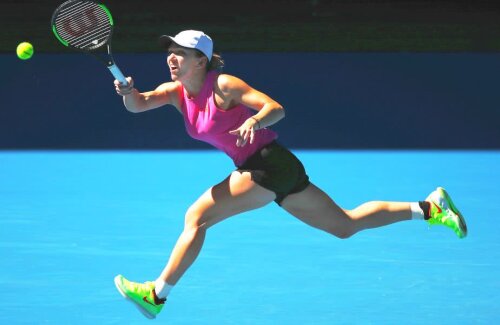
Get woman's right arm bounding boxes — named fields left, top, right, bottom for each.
left=114, top=77, right=181, bottom=113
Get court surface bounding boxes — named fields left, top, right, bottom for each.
left=0, top=150, right=498, bottom=324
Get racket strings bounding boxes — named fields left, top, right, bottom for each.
left=56, top=2, right=101, bottom=29
left=54, top=1, right=111, bottom=50
left=56, top=14, right=110, bottom=48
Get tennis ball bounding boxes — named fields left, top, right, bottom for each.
left=16, top=42, right=34, bottom=60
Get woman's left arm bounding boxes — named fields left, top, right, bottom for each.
left=220, top=74, right=285, bottom=146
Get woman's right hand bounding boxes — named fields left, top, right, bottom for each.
left=114, top=77, right=135, bottom=96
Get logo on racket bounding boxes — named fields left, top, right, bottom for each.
left=62, top=7, right=98, bottom=37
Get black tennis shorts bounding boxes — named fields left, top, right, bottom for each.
left=236, top=141, right=310, bottom=205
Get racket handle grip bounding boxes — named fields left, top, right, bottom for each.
left=108, top=64, right=128, bottom=86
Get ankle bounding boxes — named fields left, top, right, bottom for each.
left=154, top=278, right=174, bottom=300
left=419, top=201, right=431, bottom=220
left=410, top=201, right=430, bottom=220
left=152, top=288, right=167, bottom=305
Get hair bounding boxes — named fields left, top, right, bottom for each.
left=194, top=50, right=224, bottom=72
left=208, top=52, right=225, bottom=72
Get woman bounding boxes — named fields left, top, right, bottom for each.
left=113, top=30, right=467, bottom=319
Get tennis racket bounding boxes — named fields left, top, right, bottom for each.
left=51, top=0, right=128, bottom=85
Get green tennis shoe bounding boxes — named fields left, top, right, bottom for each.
left=425, top=187, right=468, bottom=239
left=114, top=274, right=166, bottom=319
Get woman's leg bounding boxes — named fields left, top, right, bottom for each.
left=114, top=170, right=276, bottom=318
left=159, top=170, right=276, bottom=285
left=280, top=183, right=412, bottom=239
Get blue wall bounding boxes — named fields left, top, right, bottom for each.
left=1, top=52, right=499, bottom=149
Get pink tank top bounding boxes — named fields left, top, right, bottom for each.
left=180, top=71, right=278, bottom=166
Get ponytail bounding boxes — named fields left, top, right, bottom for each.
left=208, top=52, right=224, bottom=72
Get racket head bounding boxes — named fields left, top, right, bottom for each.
left=51, top=0, right=114, bottom=51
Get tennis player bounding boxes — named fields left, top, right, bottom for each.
left=113, top=30, right=468, bottom=319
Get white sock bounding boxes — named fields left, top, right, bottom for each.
left=410, top=202, right=425, bottom=220
left=154, top=279, right=174, bottom=299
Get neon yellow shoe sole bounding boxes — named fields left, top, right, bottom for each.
left=114, top=274, right=165, bottom=319
left=426, top=187, right=468, bottom=239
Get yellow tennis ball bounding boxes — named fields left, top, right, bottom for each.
left=16, top=42, right=34, bottom=60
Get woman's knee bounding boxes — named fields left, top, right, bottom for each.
left=184, top=205, right=209, bottom=233
left=327, top=224, right=356, bottom=239
left=325, top=212, right=357, bottom=239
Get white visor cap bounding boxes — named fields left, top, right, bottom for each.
left=160, top=30, right=213, bottom=61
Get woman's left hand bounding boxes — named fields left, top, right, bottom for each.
left=229, top=117, right=259, bottom=147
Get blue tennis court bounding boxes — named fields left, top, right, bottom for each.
left=0, top=150, right=498, bottom=324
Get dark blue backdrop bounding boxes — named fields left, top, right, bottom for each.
left=1, top=52, right=499, bottom=149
